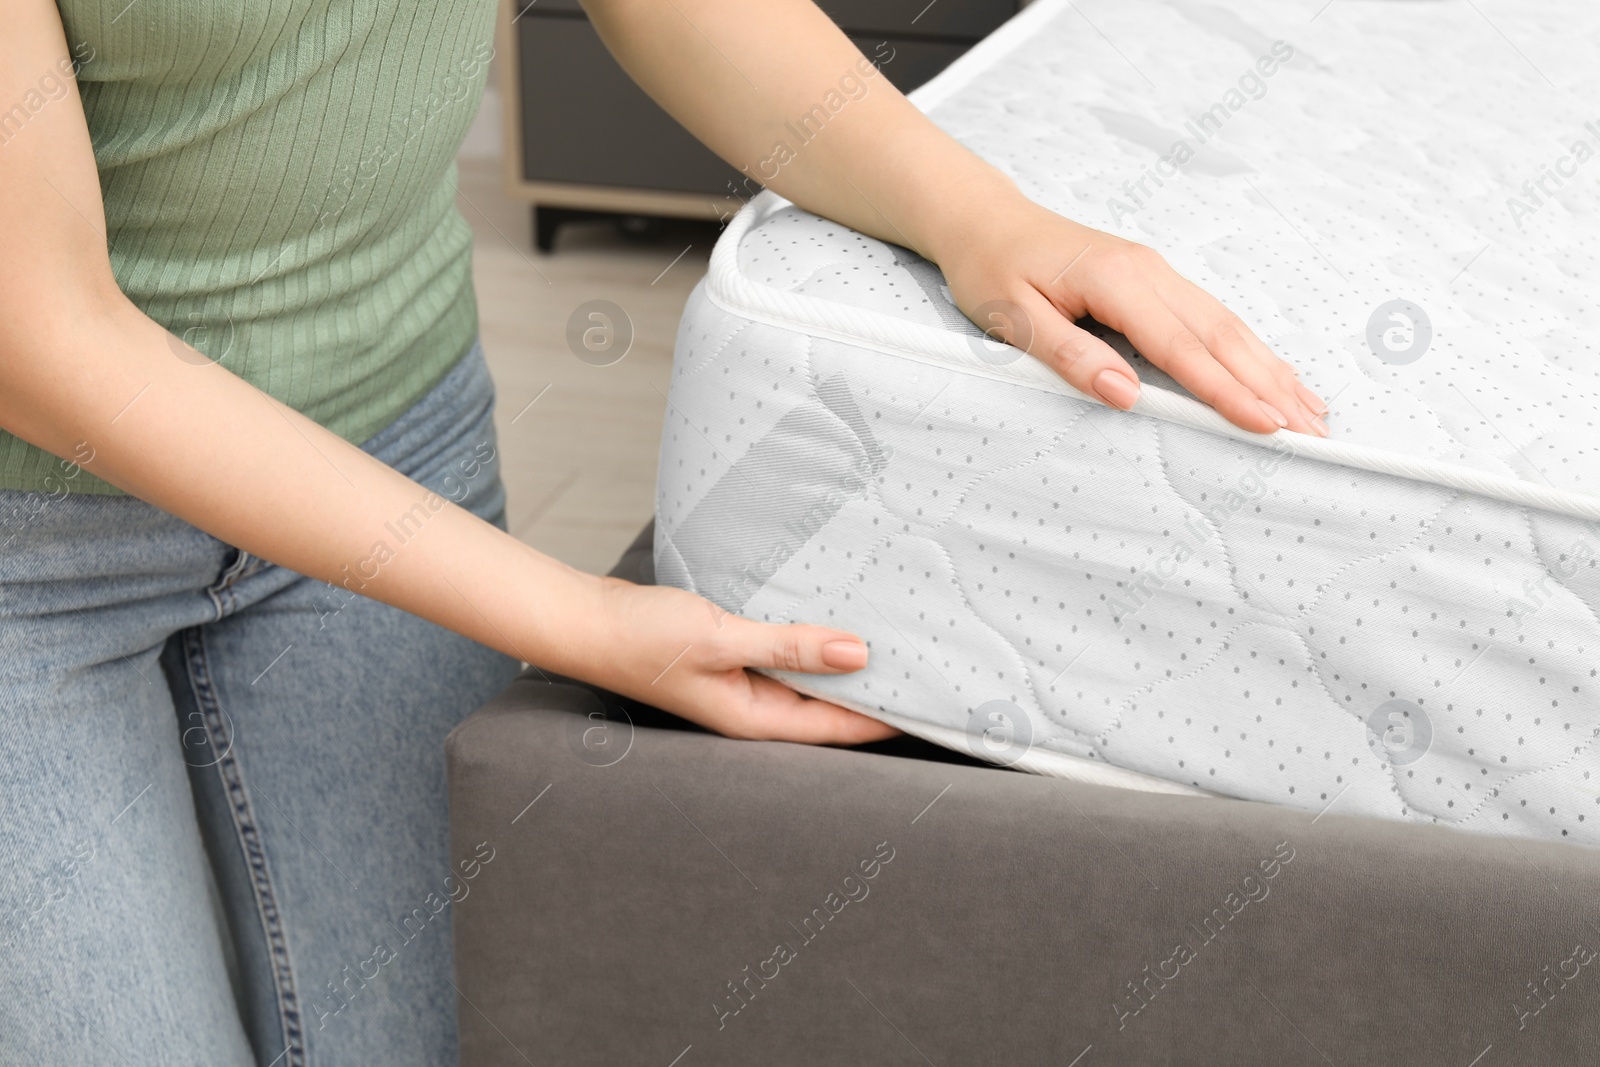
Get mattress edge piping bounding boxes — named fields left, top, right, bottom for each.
left=704, top=7, right=1600, bottom=527
left=705, top=213, right=1600, bottom=524
left=775, top=672, right=1217, bottom=797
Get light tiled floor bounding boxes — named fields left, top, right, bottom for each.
left=453, top=123, right=721, bottom=575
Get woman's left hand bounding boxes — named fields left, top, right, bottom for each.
left=934, top=194, right=1329, bottom=438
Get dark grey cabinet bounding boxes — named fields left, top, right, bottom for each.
left=496, top=0, right=1021, bottom=248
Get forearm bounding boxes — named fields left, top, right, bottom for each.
left=2, top=300, right=605, bottom=675
left=581, top=0, right=1021, bottom=264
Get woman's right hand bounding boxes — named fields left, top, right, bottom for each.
left=580, top=577, right=899, bottom=745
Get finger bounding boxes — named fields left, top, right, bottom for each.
left=1155, top=278, right=1325, bottom=436
left=1296, top=380, right=1329, bottom=418
left=1154, top=274, right=1330, bottom=428
left=1081, top=276, right=1284, bottom=434
left=716, top=617, right=871, bottom=675
left=1006, top=287, right=1143, bottom=410
left=1277, top=351, right=1329, bottom=418
left=684, top=672, right=900, bottom=745
left=1255, top=336, right=1328, bottom=423
left=741, top=673, right=902, bottom=745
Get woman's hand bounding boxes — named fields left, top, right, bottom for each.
left=583, top=577, right=899, bottom=744
left=934, top=194, right=1329, bottom=437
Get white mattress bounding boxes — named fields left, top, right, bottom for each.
left=654, top=0, right=1600, bottom=845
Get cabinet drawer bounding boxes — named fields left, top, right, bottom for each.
left=517, top=16, right=970, bottom=196
left=517, top=16, right=739, bottom=194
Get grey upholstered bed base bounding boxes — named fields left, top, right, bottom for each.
left=446, top=525, right=1600, bottom=1065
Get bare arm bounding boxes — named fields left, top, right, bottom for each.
left=0, top=1, right=894, bottom=745
left=584, top=0, right=1329, bottom=436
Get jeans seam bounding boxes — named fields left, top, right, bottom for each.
left=207, top=550, right=260, bottom=618
left=182, top=626, right=308, bottom=1067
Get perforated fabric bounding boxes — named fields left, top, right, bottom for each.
left=655, top=0, right=1600, bottom=844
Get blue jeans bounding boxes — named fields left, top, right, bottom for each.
left=0, top=344, right=521, bottom=1066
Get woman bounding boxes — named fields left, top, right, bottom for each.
left=0, top=0, right=1326, bottom=1063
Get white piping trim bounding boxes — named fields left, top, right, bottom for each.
left=779, top=676, right=1214, bottom=796
left=707, top=204, right=1600, bottom=523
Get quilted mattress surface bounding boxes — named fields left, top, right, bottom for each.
left=654, top=0, right=1600, bottom=845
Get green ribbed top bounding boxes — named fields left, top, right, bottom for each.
left=2, top=0, right=495, bottom=495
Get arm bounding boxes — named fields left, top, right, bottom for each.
left=583, top=0, right=1329, bottom=436
left=0, top=0, right=893, bottom=745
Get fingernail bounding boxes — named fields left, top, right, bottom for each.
left=1311, top=415, right=1329, bottom=437
left=1092, top=369, right=1140, bottom=409
left=821, top=640, right=868, bottom=670
left=1258, top=400, right=1288, bottom=429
